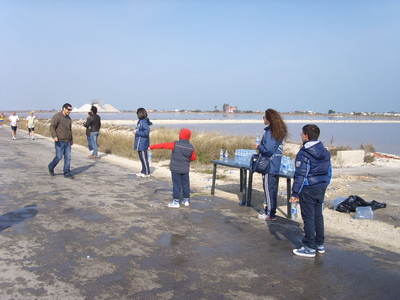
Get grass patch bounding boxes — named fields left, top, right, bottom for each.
left=13, top=118, right=377, bottom=166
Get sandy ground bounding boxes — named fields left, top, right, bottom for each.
left=67, top=140, right=400, bottom=255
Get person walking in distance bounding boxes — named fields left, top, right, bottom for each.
left=84, top=106, right=101, bottom=158
left=9, top=111, right=19, bottom=140
left=0, top=112, right=5, bottom=128
left=150, top=128, right=197, bottom=208
left=48, top=103, right=74, bottom=179
left=26, top=111, right=39, bottom=140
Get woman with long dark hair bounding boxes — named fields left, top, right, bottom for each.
left=256, top=109, right=288, bottom=220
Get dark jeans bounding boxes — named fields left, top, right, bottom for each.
left=90, top=132, right=99, bottom=156
left=87, top=135, right=93, bottom=151
left=299, top=185, right=327, bottom=249
left=48, top=141, right=72, bottom=176
left=138, top=151, right=150, bottom=175
left=171, top=172, right=190, bottom=200
left=262, top=173, right=279, bottom=218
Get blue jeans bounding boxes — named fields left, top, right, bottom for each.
left=48, top=141, right=72, bottom=176
left=299, top=185, right=327, bottom=249
left=262, top=173, right=279, bottom=218
left=172, top=172, right=190, bottom=200
left=90, top=132, right=99, bottom=156
left=87, top=135, right=93, bottom=151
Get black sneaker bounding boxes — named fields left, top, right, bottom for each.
left=48, top=168, right=55, bottom=176
left=64, top=174, right=75, bottom=179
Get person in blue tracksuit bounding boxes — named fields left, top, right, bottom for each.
left=290, top=124, right=332, bottom=258
left=133, top=108, right=153, bottom=177
left=256, top=109, right=288, bottom=221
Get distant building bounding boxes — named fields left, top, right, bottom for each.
left=224, top=106, right=237, bottom=113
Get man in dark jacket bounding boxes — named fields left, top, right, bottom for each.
left=150, top=128, right=197, bottom=208
left=290, top=124, right=332, bottom=257
left=84, top=106, right=101, bottom=158
left=48, top=103, right=74, bottom=179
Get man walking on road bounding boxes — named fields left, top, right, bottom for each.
left=9, top=111, right=19, bottom=140
left=48, top=103, right=75, bottom=179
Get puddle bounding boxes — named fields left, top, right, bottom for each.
left=62, top=208, right=107, bottom=221
left=155, top=232, right=188, bottom=247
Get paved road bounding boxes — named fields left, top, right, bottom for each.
left=0, top=127, right=399, bottom=299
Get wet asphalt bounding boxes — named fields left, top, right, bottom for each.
left=0, top=127, right=399, bottom=300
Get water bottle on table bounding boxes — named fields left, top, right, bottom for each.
left=224, top=150, right=229, bottom=161
left=219, top=149, right=224, bottom=160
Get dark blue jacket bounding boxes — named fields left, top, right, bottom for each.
left=258, top=126, right=284, bottom=175
left=134, top=118, right=152, bottom=151
left=291, top=140, right=332, bottom=197
left=170, top=139, right=195, bottom=174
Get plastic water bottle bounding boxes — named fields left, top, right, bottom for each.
left=256, top=133, right=260, bottom=144
left=281, top=156, right=288, bottom=174
left=355, top=206, right=374, bottom=220
left=148, top=150, right=152, bottom=162
left=291, top=202, right=298, bottom=220
left=224, top=150, right=229, bottom=161
left=219, top=149, right=224, bottom=160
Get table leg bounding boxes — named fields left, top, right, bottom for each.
left=287, top=177, right=292, bottom=219
left=211, top=163, right=217, bottom=195
left=240, top=168, right=247, bottom=206
left=246, top=171, right=253, bottom=206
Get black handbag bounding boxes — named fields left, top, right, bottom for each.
left=250, top=154, right=271, bottom=174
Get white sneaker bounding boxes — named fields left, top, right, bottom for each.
left=136, top=173, right=144, bottom=177
left=140, top=174, right=151, bottom=178
left=168, top=201, right=180, bottom=208
left=183, top=199, right=190, bottom=206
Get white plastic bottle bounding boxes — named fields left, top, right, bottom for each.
left=219, top=149, right=224, bottom=160
left=224, top=150, right=229, bottom=161
left=148, top=150, right=152, bottom=162
left=256, top=133, right=260, bottom=144
left=291, top=202, right=298, bottom=220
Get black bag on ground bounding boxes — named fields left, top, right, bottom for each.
left=336, top=195, right=387, bottom=213
left=250, top=154, right=271, bottom=174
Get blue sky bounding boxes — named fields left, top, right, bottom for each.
left=1, top=0, right=399, bottom=113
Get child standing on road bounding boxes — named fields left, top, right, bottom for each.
left=290, top=124, right=332, bottom=258
left=83, top=112, right=93, bottom=152
left=134, top=108, right=152, bottom=178
left=150, top=128, right=197, bottom=208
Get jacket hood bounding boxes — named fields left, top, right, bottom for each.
left=179, top=128, right=191, bottom=140
left=304, top=140, right=330, bottom=161
left=145, top=118, right=153, bottom=126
